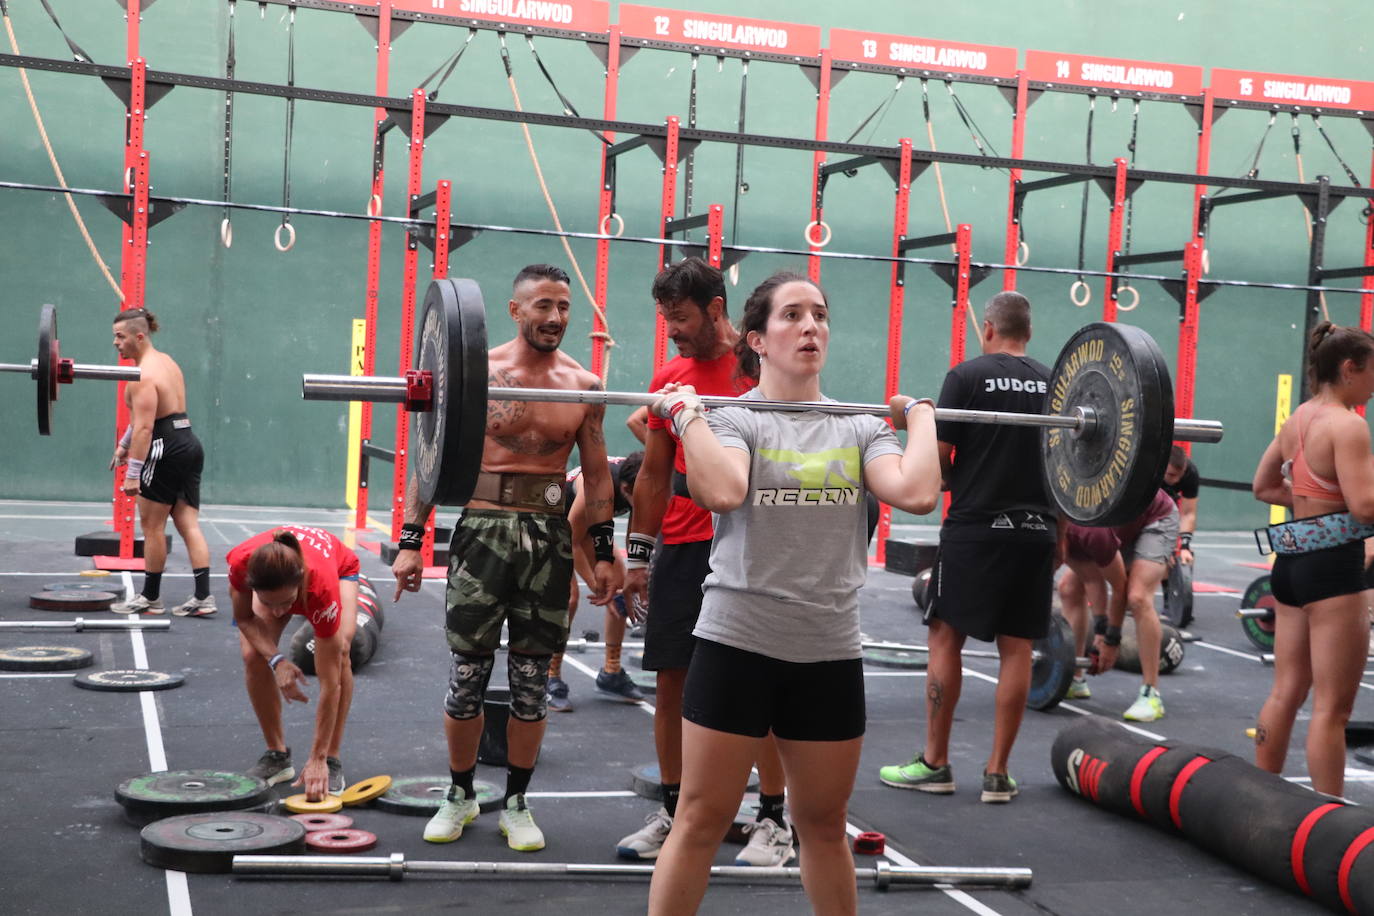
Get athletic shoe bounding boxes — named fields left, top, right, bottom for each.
left=1067, top=678, right=1092, bottom=700
left=616, top=807, right=673, bottom=859
left=246, top=748, right=295, bottom=787
left=171, top=595, right=218, bottom=617
left=1123, top=685, right=1165, bottom=722
left=111, top=594, right=163, bottom=615
left=980, top=771, right=1019, bottom=803
left=733, top=817, right=796, bottom=866
left=878, top=754, right=955, bottom=793
left=596, top=668, right=645, bottom=703
left=499, top=794, right=546, bottom=851
left=326, top=756, right=345, bottom=795
left=546, top=676, right=573, bottom=712
left=423, top=785, right=480, bottom=843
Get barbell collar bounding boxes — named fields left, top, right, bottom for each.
left=301, top=375, right=1224, bottom=444
left=1236, top=609, right=1274, bottom=620
left=232, top=854, right=1032, bottom=888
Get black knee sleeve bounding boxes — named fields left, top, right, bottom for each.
left=444, top=651, right=495, bottom=720
left=509, top=652, right=552, bottom=722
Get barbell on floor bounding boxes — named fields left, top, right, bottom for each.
left=0, top=618, right=170, bottom=631
left=301, top=279, right=1224, bottom=526
left=1, top=305, right=141, bottom=434
left=232, top=853, right=1033, bottom=889
left=860, top=638, right=1092, bottom=668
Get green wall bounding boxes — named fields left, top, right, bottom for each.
left=2, top=0, right=1372, bottom=529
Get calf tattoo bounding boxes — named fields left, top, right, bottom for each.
left=927, top=679, right=945, bottom=713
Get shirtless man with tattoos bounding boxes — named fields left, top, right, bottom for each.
left=392, top=264, right=615, bottom=852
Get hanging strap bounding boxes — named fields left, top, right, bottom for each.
left=276, top=5, right=296, bottom=248
left=220, top=0, right=237, bottom=246
left=36, top=0, right=93, bottom=63
left=731, top=58, right=749, bottom=243
left=682, top=53, right=699, bottom=219
left=1122, top=99, right=1140, bottom=260
left=945, top=80, right=1003, bottom=164
left=1213, top=111, right=1275, bottom=200
left=419, top=29, right=476, bottom=100
left=1075, top=95, right=1097, bottom=282
left=1311, top=115, right=1362, bottom=187
left=843, top=76, right=902, bottom=144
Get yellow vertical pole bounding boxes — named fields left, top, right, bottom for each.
left=1270, top=374, right=1292, bottom=526
left=345, top=319, right=367, bottom=509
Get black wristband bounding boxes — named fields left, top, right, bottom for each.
left=398, top=523, right=425, bottom=552
left=1103, top=626, right=1123, bottom=647
left=1179, top=532, right=1193, bottom=550
left=590, top=521, right=615, bottom=564
left=625, top=533, right=655, bottom=567
left=1093, top=615, right=1108, bottom=636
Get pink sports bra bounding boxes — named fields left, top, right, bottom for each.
left=1282, top=405, right=1342, bottom=500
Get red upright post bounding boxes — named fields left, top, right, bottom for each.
left=1361, top=147, right=1374, bottom=334
left=654, top=116, right=681, bottom=375
left=806, top=48, right=833, bottom=285
left=591, top=25, right=622, bottom=380
left=1003, top=71, right=1029, bottom=291
left=1101, top=157, right=1129, bottom=322
left=1175, top=85, right=1215, bottom=446
left=951, top=224, right=973, bottom=367
left=390, top=89, right=427, bottom=540
left=707, top=204, right=723, bottom=268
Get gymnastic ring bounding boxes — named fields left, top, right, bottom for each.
left=1016, top=240, right=1030, bottom=267
left=599, top=212, right=624, bottom=238
left=728, top=262, right=740, bottom=287
left=1069, top=280, right=1092, bottom=308
left=804, top=220, right=832, bottom=249
left=274, top=221, right=296, bottom=252
left=1115, top=284, right=1140, bottom=312
left=1201, top=247, right=1211, bottom=275
left=219, top=218, right=233, bottom=249
left=124, top=167, right=135, bottom=191
left=366, top=194, right=382, bottom=218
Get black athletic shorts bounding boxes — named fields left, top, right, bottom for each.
left=138, top=413, right=204, bottom=508
left=683, top=638, right=865, bottom=741
left=1272, top=540, right=1365, bottom=607
left=642, top=539, right=712, bottom=671
left=929, top=538, right=1054, bottom=642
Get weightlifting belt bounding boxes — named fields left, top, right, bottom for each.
left=1254, top=511, right=1374, bottom=556
left=470, top=471, right=565, bottom=513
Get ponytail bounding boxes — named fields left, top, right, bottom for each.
left=246, top=530, right=306, bottom=592
left=1307, top=321, right=1374, bottom=391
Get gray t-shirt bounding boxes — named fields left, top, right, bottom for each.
left=695, top=390, right=905, bottom=663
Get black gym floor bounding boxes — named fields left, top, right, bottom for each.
left=0, top=500, right=1364, bottom=915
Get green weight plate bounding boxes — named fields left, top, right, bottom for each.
left=117, top=769, right=272, bottom=825
left=75, top=669, right=184, bottom=692
left=1027, top=613, right=1076, bottom=711
left=1239, top=574, right=1276, bottom=652
left=373, top=776, right=502, bottom=815
left=140, top=812, right=305, bottom=873
left=1041, top=322, right=1173, bottom=526
left=0, top=645, right=94, bottom=671
left=861, top=646, right=929, bottom=670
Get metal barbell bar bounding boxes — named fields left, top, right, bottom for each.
left=0, top=360, right=141, bottom=383
left=301, top=375, right=1225, bottom=445
left=0, top=618, right=170, bottom=631
left=860, top=638, right=1091, bottom=668
left=232, top=853, right=1033, bottom=889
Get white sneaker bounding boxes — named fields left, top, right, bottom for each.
left=1123, top=685, right=1165, bottom=722
left=171, top=595, right=218, bottom=617
left=733, top=817, right=795, bottom=867
left=111, top=594, right=163, bottom=615
left=499, top=794, right=546, bottom=851
left=422, top=786, right=479, bottom=843
left=616, top=806, right=673, bottom=860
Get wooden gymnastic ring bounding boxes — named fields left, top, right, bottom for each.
left=804, top=220, right=832, bottom=248
left=1070, top=280, right=1091, bottom=308
left=220, top=218, right=233, bottom=249
left=1016, top=240, right=1030, bottom=267
left=274, top=222, right=296, bottom=252
left=599, top=213, right=624, bottom=238
left=1115, top=284, right=1140, bottom=312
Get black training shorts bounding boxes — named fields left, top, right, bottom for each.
left=929, top=538, right=1054, bottom=642
left=1273, top=540, right=1365, bottom=608
left=138, top=414, right=204, bottom=508
left=682, top=638, right=865, bottom=741
left=641, top=539, right=712, bottom=671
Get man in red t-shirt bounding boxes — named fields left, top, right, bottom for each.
left=226, top=526, right=361, bottom=800
left=616, top=258, right=791, bottom=867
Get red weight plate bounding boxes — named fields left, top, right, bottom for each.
left=305, top=828, right=377, bottom=853
left=289, top=812, right=353, bottom=832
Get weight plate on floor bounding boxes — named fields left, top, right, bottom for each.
left=1027, top=613, right=1076, bottom=711
left=305, top=827, right=378, bottom=852
left=289, top=812, right=353, bottom=831
left=0, top=645, right=94, bottom=671
left=861, top=646, right=929, bottom=670
left=28, top=590, right=117, bottom=612
left=117, top=770, right=272, bottom=825
left=374, top=776, right=502, bottom=815
left=339, top=774, right=392, bottom=806
left=1163, top=561, right=1193, bottom=627
left=1239, top=574, right=1276, bottom=652
left=140, top=812, right=305, bottom=873
left=282, top=794, right=344, bottom=814
left=631, top=763, right=758, bottom=802
left=42, top=581, right=115, bottom=592
left=74, top=669, right=184, bottom=692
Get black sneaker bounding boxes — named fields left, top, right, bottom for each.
left=326, top=756, right=345, bottom=795
left=595, top=668, right=645, bottom=703
left=980, top=771, right=1019, bottom=804
left=546, top=676, right=573, bottom=713
left=247, top=748, right=295, bottom=786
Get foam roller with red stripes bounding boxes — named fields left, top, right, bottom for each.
left=1051, top=716, right=1374, bottom=914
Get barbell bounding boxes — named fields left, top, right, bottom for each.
left=302, top=279, right=1224, bottom=526
left=232, top=852, right=1033, bottom=889
left=0, top=305, right=141, bottom=435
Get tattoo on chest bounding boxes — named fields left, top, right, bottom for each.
left=486, top=367, right=573, bottom=456
left=487, top=369, right=527, bottom=429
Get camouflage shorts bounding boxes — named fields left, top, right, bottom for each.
left=445, top=509, right=573, bottom=655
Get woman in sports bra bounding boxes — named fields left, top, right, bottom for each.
left=1252, top=321, right=1374, bottom=797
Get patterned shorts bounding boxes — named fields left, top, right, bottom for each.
left=444, top=509, right=573, bottom=655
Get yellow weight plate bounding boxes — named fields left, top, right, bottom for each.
left=78, top=569, right=112, bottom=577
left=339, top=774, right=392, bottom=807
left=282, top=793, right=343, bottom=814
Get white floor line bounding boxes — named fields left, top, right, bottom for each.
left=1192, top=640, right=1265, bottom=662
left=130, top=626, right=192, bottom=915
left=526, top=790, right=640, bottom=799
